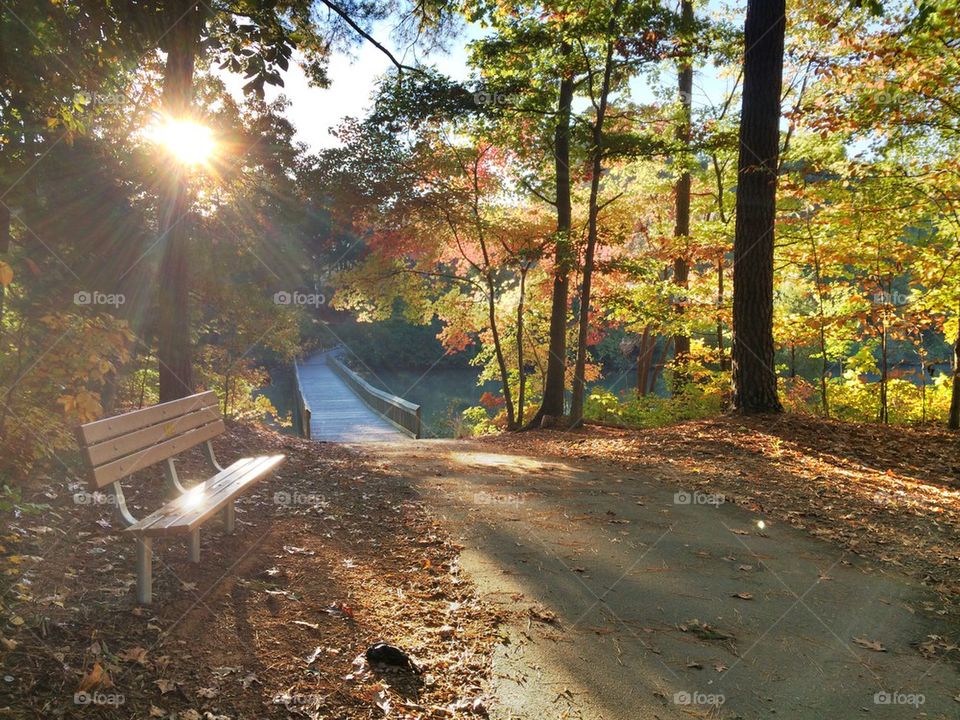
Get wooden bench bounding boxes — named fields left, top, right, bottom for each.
left=76, top=391, right=285, bottom=604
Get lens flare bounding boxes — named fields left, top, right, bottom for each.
left=151, top=117, right=215, bottom=166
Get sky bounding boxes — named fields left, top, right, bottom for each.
left=221, top=7, right=741, bottom=154
left=222, top=20, right=474, bottom=152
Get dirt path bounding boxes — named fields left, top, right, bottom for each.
left=371, top=438, right=960, bottom=720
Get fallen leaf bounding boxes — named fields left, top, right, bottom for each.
left=154, top=678, right=175, bottom=694
left=117, top=646, right=148, bottom=664
left=196, top=686, right=219, bottom=699
left=373, top=688, right=391, bottom=715
left=77, top=662, right=107, bottom=692
left=853, top=637, right=886, bottom=652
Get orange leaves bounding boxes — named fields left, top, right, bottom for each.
left=479, top=392, right=505, bottom=409
left=58, top=390, right=102, bottom=423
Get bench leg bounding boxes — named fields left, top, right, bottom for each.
left=223, top=502, right=236, bottom=534
left=135, top=537, right=152, bottom=605
left=189, top=529, right=200, bottom=563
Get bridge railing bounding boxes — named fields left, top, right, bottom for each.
left=293, top=360, right=312, bottom=439
left=329, top=354, right=422, bottom=439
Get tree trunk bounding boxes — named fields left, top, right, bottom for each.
left=636, top=327, right=650, bottom=396
left=949, top=307, right=960, bottom=429
left=879, top=317, right=889, bottom=424
left=808, top=226, right=830, bottom=416
left=0, top=203, right=8, bottom=329
left=650, top=337, right=673, bottom=395
left=716, top=254, right=728, bottom=371
left=528, top=49, right=574, bottom=427
left=516, top=265, right=528, bottom=427
left=157, top=1, right=206, bottom=402
left=487, top=275, right=516, bottom=428
left=571, top=17, right=619, bottom=426
left=639, top=331, right=657, bottom=396
left=672, top=0, right=694, bottom=393
left=730, top=0, right=785, bottom=414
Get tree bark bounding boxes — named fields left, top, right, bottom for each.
left=672, top=0, right=694, bottom=393
left=528, top=49, right=574, bottom=426
left=157, top=0, right=206, bottom=402
left=570, top=15, right=619, bottom=425
left=516, top=265, right=528, bottom=426
left=716, top=254, right=728, bottom=371
left=879, top=313, right=889, bottom=424
left=730, top=0, right=785, bottom=414
left=636, top=327, right=650, bottom=396
left=486, top=274, right=516, bottom=428
left=949, top=305, right=960, bottom=429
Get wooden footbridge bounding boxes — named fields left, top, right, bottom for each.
left=293, top=349, right=421, bottom=443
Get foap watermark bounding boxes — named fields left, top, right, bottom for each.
left=73, top=490, right=117, bottom=506
left=874, top=691, right=925, bottom=708
left=74, top=91, right=125, bottom=108
left=860, top=85, right=908, bottom=109
left=872, top=290, right=909, bottom=306
left=274, top=290, right=325, bottom=307
left=473, top=88, right=514, bottom=107
left=673, top=691, right=725, bottom=707
left=273, top=692, right=323, bottom=708
left=74, top=690, right=125, bottom=707
left=474, top=490, right=525, bottom=507
left=273, top=490, right=324, bottom=506
left=674, top=490, right=725, bottom=506
left=74, top=290, right=125, bottom=308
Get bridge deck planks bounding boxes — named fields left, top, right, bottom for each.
left=296, top=353, right=408, bottom=442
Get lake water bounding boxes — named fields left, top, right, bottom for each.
left=359, top=366, right=496, bottom=438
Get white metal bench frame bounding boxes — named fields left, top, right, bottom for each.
left=77, top=391, right=284, bottom=604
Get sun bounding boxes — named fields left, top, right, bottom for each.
left=151, top=117, right=216, bottom=166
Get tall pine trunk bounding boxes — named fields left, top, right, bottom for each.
left=672, top=0, right=694, bottom=393
left=157, top=1, right=206, bottom=402
left=730, top=0, right=785, bottom=414
left=529, top=50, right=574, bottom=427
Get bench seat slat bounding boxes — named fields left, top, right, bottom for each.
left=130, top=457, right=258, bottom=534
left=79, top=391, right=218, bottom=445
left=132, top=456, right=261, bottom=534
left=124, top=455, right=285, bottom=536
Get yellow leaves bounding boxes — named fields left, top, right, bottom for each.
left=57, top=390, right=102, bottom=423
left=0, top=261, right=12, bottom=288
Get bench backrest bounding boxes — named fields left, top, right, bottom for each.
left=77, top=391, right=224, bottom=489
